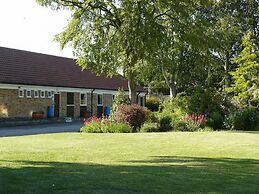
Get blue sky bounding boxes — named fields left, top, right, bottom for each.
left=0, top=0, right=73, bottom=58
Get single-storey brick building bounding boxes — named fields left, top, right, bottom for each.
left=0, top=47, right=146, bottom=119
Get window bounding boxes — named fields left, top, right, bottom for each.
left=34, top=90, right=39, bottom=98
left=26, top=90, right=32, bottom=98
left=40, top=90, right=45, bottom=98
left=97, top=94, right=103, bottom=106
left=140, top=96, right=145, bottom=107
left=67, top=92, right=74, bottom=105
left=18, top=89, right=24, bottom=98
left=80, top=93, right=87, bottom=105
left=47, top=91, right=52, bottom=98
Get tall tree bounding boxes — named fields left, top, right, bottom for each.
left=36, top=0, right=179, bottom=103
left=227, top=32, right=259, bottom=107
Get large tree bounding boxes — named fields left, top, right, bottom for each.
left=36, top=0, right=187, bottom=103
left=227, top=32, right=259, bottom=107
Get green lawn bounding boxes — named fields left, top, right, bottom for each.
left=1, top=132, right=259, bottom=194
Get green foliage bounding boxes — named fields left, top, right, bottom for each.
left=145, top=96, right=161, bottom=112
left=224, top=107, right=258, bottom=131
left=227, top=32, right=259, bottom=107
left=159, top=116, right=173, bottom=132
left=115, top=104, right=148, bottom=132
left=80, top=121, right=132, bottom=133
left=207, top=112, right=225, bottom=130
left=188, top=88, right=225, bottom=114
left=140, top=122, right=160, bottom=133
left=107, top=123, right=133, bottom=133
left=111, top=88, right=128, bottom=120
left=172, top=121, right=200, bottom=132
left=161, top=93, right=189, bottom=120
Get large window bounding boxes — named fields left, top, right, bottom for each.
left=67, top=92, right=74, bottom=105
left=80, top=93, right=87, bottom=105
left=97, top=94, right=103, bottom=106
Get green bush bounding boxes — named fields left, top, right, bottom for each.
left=161, top=93, right=189, bottom=120
left=115, top=104, right=148, bottom=132
left=146, top=111, right=160, bottom=123
left=159, top=116, right=172, bottom=132
left=188, top=88, right=224, bottom=114
left=146, top=97, right=161, bottom=112
left=173, top=121, right=200, bottom=132
left=224, top=107, right=258, bottom=130
left=111, top=88, right=128, bottom=120
left=80, top=121, right=103, bottom=133
left=80, top=116, right=132, bottom=133
left=207, top=111, right=224, bottom=129
left=107, top=122, right=133, bottom=133
left=140, top=122, right=160, bottom=133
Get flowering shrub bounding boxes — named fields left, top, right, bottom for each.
left=182, top=113, right=207, bottom=127
left=115, top=104, right=148, bottom=132
left=81, top=116, right=132, bottom=133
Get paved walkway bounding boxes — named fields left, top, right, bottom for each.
left=0, top=121, right=83, bottom=137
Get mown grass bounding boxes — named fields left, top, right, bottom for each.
left=1, top=131, right=259, bottom=194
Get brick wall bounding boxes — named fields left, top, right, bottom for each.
left=60, top=92, right=67, bottom=117
left=0, top=89, right=117, bottom=119
left=0, top=89, right=51, bottom=118
left=74, top=92, right=80, bottom=118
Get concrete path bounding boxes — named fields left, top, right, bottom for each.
left=0, top=121, right=83, bottom=137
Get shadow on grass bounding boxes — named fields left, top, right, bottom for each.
left=1, top=156, right=259, bottom=194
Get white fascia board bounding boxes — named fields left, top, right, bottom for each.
left=139, top=92, right=147, bottom=97
left=0, top=83, right=92, bottom=93
left=94, top=89, right=129, bottom=95
left=0, top=83, right=140, bottom=95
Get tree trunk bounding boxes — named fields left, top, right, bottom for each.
left=128, top=71, right=137, bottom=104
left=224, top=50, right=231, bottom=99
left=169, top=85, right=176, bottom=98
left=169, top=77, right=177, bottom=98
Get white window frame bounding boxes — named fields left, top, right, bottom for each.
left=47, top=91, right=52, bottom=98
left=18, top=89, right=24, bottom=98
left=80, top=93, right=87, bottom=106
left=97, top=94, right=103, bottom=106
left=26, top=90, right=32, bottom=98
left=40, top=90, right=45, bottom=98
left=34, top=90, right=39, bottom=98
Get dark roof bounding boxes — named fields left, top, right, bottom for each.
left=0, top=47, right=145, bottom=92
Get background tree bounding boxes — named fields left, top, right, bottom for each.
left=227, top=32, right=259, bottom=107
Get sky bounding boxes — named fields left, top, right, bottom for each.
left=0, top=0, right=74, bottom=58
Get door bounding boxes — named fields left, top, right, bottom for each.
left=97, top=106, right=103, bottom=118
left=54, top=94, right=60, bottom=117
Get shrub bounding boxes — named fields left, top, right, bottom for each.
left=140, top=122, right=160, bottom=133
left=115, top=104, right=148, bottom=132
left=159, top=115, right=173, bottom=132
left=107, top=122, right=132, bottom=133
left=182, top=113, right=207, bottom=127
left=224, top=107, right=258, bottom=130
left=207, top=111, right=224, bottom=129
left=160, top=93, right=189, bottom=120
left=111, top=88, right=128, bottom=120
left=173, top=121, right=200, bottom=132
left=80, top=116, right=132, bottom=133
left=146, top=97, right=161, bottom=112
left=146, top=111, right=160, bottom=123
